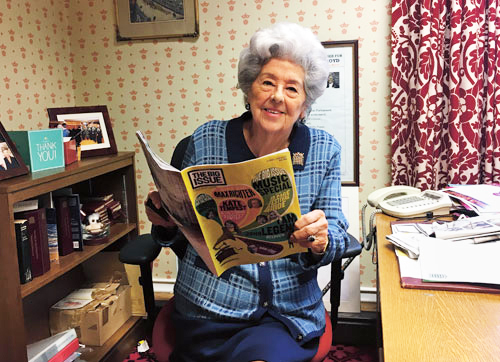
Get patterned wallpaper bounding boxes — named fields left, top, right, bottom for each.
left=0, top=0, right=392, bottom=290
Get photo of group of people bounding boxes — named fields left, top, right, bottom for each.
left=56, top=119, right=105, bottom=148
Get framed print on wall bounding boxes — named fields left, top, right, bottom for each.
left=47, top=105, right=117, bottom=158
left=114, top=0, right=199, bottom=40
left=0, top=122, right=29, bottom=181
left=306, top=40, right=360, bottom=186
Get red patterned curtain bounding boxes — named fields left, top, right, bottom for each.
left=391, top=0, right=500, bottom=190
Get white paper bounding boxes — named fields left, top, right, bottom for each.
left=419, top=238, right=500, bottom=285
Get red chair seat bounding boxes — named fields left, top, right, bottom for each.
left=152, top=297, right=332, bottom=362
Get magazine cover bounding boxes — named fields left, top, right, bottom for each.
left=137, top=131, right=306, bottom=276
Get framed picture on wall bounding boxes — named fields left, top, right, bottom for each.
left=306, top=40, right=360, bottom=186
left=114, top=0, right=199, bottom=40
left=47, top=105, right=117, bottom=158
left=0, top=122, right=29, bottom=181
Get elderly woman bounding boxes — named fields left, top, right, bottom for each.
left=147, top=22, right=349, bottom=362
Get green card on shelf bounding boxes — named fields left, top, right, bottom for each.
left=8, top=129, right=65, bottom=172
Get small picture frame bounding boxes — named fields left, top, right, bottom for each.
left=115, top=0, right=199, bottom=41
left=0, top=122, right=29, bottom=181
left=47, top=105, right=117, bottom=158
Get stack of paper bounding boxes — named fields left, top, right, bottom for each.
left=442, top=184, right=500, bottom=214
left=430, top=215, right=500, bottom=243
left=389, top=219, right=500, bottom=292
left=419, top=237, right=500, bottom=285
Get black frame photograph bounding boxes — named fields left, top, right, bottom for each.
left=0, top=122, right=29, bottom=181
left=115, top=0, right=199, bottom=40
left=306, top=40, right=360, bottom=186
left=47, top=105, right=118, bottom=158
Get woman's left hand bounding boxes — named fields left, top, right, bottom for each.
left=290, top=209, right=329, bottom=254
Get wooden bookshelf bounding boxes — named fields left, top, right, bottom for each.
left=20, top=223, right=136, bottom=298
left=0, top=152, right=139, bottom=362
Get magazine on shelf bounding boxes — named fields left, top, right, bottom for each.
left=136, top=131, right=306, bottom=276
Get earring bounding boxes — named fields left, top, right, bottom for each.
left=245, top=103, right=250, bottom=110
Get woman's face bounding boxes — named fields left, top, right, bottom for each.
left=247, top=58, right=307, bottom=136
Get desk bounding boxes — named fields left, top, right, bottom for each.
left=376, top=213, right=500, bottom=362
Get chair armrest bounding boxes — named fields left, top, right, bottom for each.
left=119, top=234, right=162, bottom=266
left=343, top=233, right=362, bottom=259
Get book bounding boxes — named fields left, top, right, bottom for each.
left=46, top=208, right=60, bottom=263
left=13, top=199, right=39, bottom=213
left=15, top=219, right=33, bottom=284
left=47, top=337, right=79, bottom=362
left=26, top=328, right=78, bottom=362
left=66, top=194, right=83, bottom=251
left=53, top=197, right=74, bottom=256
left=137, top=130, right=306, bottom=276
left=15, top=208, right=50, bottom=277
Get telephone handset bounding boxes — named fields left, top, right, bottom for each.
left=367, top=186, right=452, bottom=218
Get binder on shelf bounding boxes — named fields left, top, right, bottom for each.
left=53, top=196, right=74, bottom=256
left=15, top=208, right=50, bottom=277
left=15, top=219, right=33, bottom=284
left=66, top=194, right=83, bottom=251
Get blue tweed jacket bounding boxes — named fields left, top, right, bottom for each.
left=154, top=112, right=348, bottom=343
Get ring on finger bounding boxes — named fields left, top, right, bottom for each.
left=307, top=235, right=316, bottom=242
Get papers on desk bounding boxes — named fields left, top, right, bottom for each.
left=388, top=219, right=500, bottom=293
left=430, top=215, right=500, bottom=241
left=442, top=184, right=500, bottom=214
left=419, top=238, right=500, bottom=285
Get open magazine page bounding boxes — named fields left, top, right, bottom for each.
left=180, top=149, right=306, bottom=276
left=137, top=131, right=217, bottom=274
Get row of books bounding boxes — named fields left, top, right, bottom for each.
left=15, top=191, right=123, bottom=284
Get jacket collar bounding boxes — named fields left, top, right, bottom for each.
left=225, top=111, right=310, bottom=171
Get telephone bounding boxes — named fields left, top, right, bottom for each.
left=367, top=186, right=452, bottom=218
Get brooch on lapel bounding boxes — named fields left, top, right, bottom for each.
left=292, top=152, right=304, bottom=166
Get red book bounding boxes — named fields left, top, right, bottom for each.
left=48, top=337, right=79, bottom=362
left=15, top=208, right=50, bottom=277
left=53, top=197, right=74, bottom=256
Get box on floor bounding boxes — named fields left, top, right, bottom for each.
left=49, top=278, right=132, bottom=346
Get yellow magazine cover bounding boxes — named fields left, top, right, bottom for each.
left=181, top=149, right=306, bottom=275
left=136, top=131, right=306, bottom=276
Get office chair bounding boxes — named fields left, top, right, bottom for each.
left=120, top=136, right=362, bottom=361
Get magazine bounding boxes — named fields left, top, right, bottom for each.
left=136, top=131, right=307, bottom=276
left=430, top=215, right=500, bottom=241
left=442, top=184, right=500, bottom=214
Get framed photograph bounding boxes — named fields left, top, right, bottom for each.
left=0, top=122, right=29, bottom=181
left=306, top=40, right=359, bottom=186
left=47, top=105, right=117, bottom=158
left=114, top=0, right=199, bottom=41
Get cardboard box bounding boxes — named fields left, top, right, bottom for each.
left=49, top=282, right=132, bottom=346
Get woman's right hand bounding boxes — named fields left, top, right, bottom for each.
left=145, top=190, right=177, bottom=229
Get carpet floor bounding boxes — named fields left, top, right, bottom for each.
left=123, top=344, right=378, bottom=362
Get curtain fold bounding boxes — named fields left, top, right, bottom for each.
left=391, top=0, right=500, bottom=189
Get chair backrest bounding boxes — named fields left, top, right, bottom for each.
left=171, top=135, right=191, bottom=169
